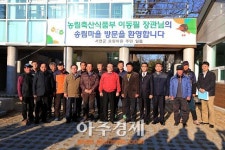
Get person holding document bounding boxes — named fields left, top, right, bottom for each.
left=197, top=61, right=216, bottom=128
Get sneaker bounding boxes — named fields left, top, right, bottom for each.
left=193, top=120, right=200, bottom=125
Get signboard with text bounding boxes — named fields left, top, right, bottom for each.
left=47, top=18, right=196, bottom=46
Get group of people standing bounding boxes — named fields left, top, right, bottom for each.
left=17, top=59, right=216, bottom=128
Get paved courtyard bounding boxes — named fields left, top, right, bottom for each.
left=0, top=100, right=225, bottom=150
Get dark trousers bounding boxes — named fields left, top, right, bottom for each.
left=82, top=93, right=95, bottom=118
left=66, top=97, right=78, bottom=121
left=35, top=96, right=49, bottom=122
left=102, top=91, right=116, bottom=121
left=153, top=95, right=165, bottom=122
left=115, top=96, right=126, bottom=115
left=48, top=95, right=54, bottom=116
left=125, top=97, right=137, bottom=121
left=54, top=93, right=66, bottom=118
left=173, top=97, right=189, bottom=124
left=22, top=97, right=34, bottom=121
left=96, top=91, right=102, bottom=116
left=139, top=97, right=151, bottom=122
left=76, top=97, right=82, bottom=118
left=188, top=96, right=197, bottom=120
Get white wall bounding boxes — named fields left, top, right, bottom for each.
left=198, top=1, right=225, bottom=44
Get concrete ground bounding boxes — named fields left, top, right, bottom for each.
left=0, top=100, right=225, bottom=150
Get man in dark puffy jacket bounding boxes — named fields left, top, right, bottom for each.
left=80, top=63, right=99, bottom=121
left=33, top=63, right=55, bottom=124
left=152, top=63, right=170, bottom=125
left=17, top=63, right=34, bottom=125
left=182, top=61, right=200, bottom=125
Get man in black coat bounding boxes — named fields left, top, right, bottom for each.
left=197, top=61, right=216, bottom=128
left=17, top=63, right=34, bottom=125
left=139, top=62, right=153, bottom=124
left=33, top=63, right=55, bottom=124
left=183, top=61, right=200, bottom=125
left=152, top=63, right=170, bottom=125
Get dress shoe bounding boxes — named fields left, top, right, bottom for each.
left=174, top=122, right=179, bottom=126
left=160, top=121, right=165, bottom=126
left=125, top=119, right=131, bottom=123
left=209, top=124, right=214, bottom=128
left=54, top=117, right=60, bottom=121
left=145, top=121, right=150, bottom=125
left=200, top=122, right=209, bottom=125
left=110, top=120, right=115, bottom=124
left=183, top=123, right=187, bottom=128
left=152, top=120, right=158, bottom=124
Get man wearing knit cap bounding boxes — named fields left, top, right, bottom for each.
left=170, top=65, right=192, bottom=128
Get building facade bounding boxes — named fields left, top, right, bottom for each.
left=0, top=0, right=196, bottom=95
left=197, top=0, right=225, bottom=108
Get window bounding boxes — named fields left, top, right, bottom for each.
left=48, top=4, right=66, bottom=19
left=68, top=3, right=88, bottom=18
left=28, top=4, right=46, bottom=19
left=0, top=21, right=6, bottom=42
left=68, top=0, right=88, bottom=2
left=0, top=4, right=6, bottom=19
left=107, top=52, right=119, bottom=66
left=8, top=20, right=26, bottom=42
left=8, top=4, right=26, bottom=19
left=89, top=3, right=109, bottom=18
left=216, top=43, right=225, bottom=66
left=8, top=0, right=26, bottom=3
left=111, top=3, right=122, bottom=18
left=28, top=20, right=46, bottom=43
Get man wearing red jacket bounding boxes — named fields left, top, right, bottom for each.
left=99, top=63, right=121, bottom=124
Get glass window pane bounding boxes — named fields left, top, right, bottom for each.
left=8, top=4, right=26, bottom=19
left=0, top=4, right=6, bottom=19
left=8, top=21, right=26, bottom=42
left=28, top=4, right=46, bottom=19
left=68, top=3, right=88, bottom=18
left=30, top=0, right=46, bottom=2
left=221, top=70, right=225, bottom=81
left=48, top=4, right=66, bottom=19
left=89, top=3, right=109, bottom=18
left=48, top=0, right=66, bottom=2
left=0, top=21, right=6, bottom=42
left=111, top=3, right=122, bottom=18
left=68, top=0, right=88, bottom=2
left=121, top=3, right=132, bottom=19
left=8, top=0, right=26, bottom=3
left=28, top=20, right=46, bottom=43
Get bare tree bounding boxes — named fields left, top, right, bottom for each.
left=134, top=0, right=205, bottom=18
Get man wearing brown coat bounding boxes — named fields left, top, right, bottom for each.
left=64, top=64, right=81, bottom=123
left=80, top=63, right=99, bottom=121
left=121, top=62, right=139, bottom=122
